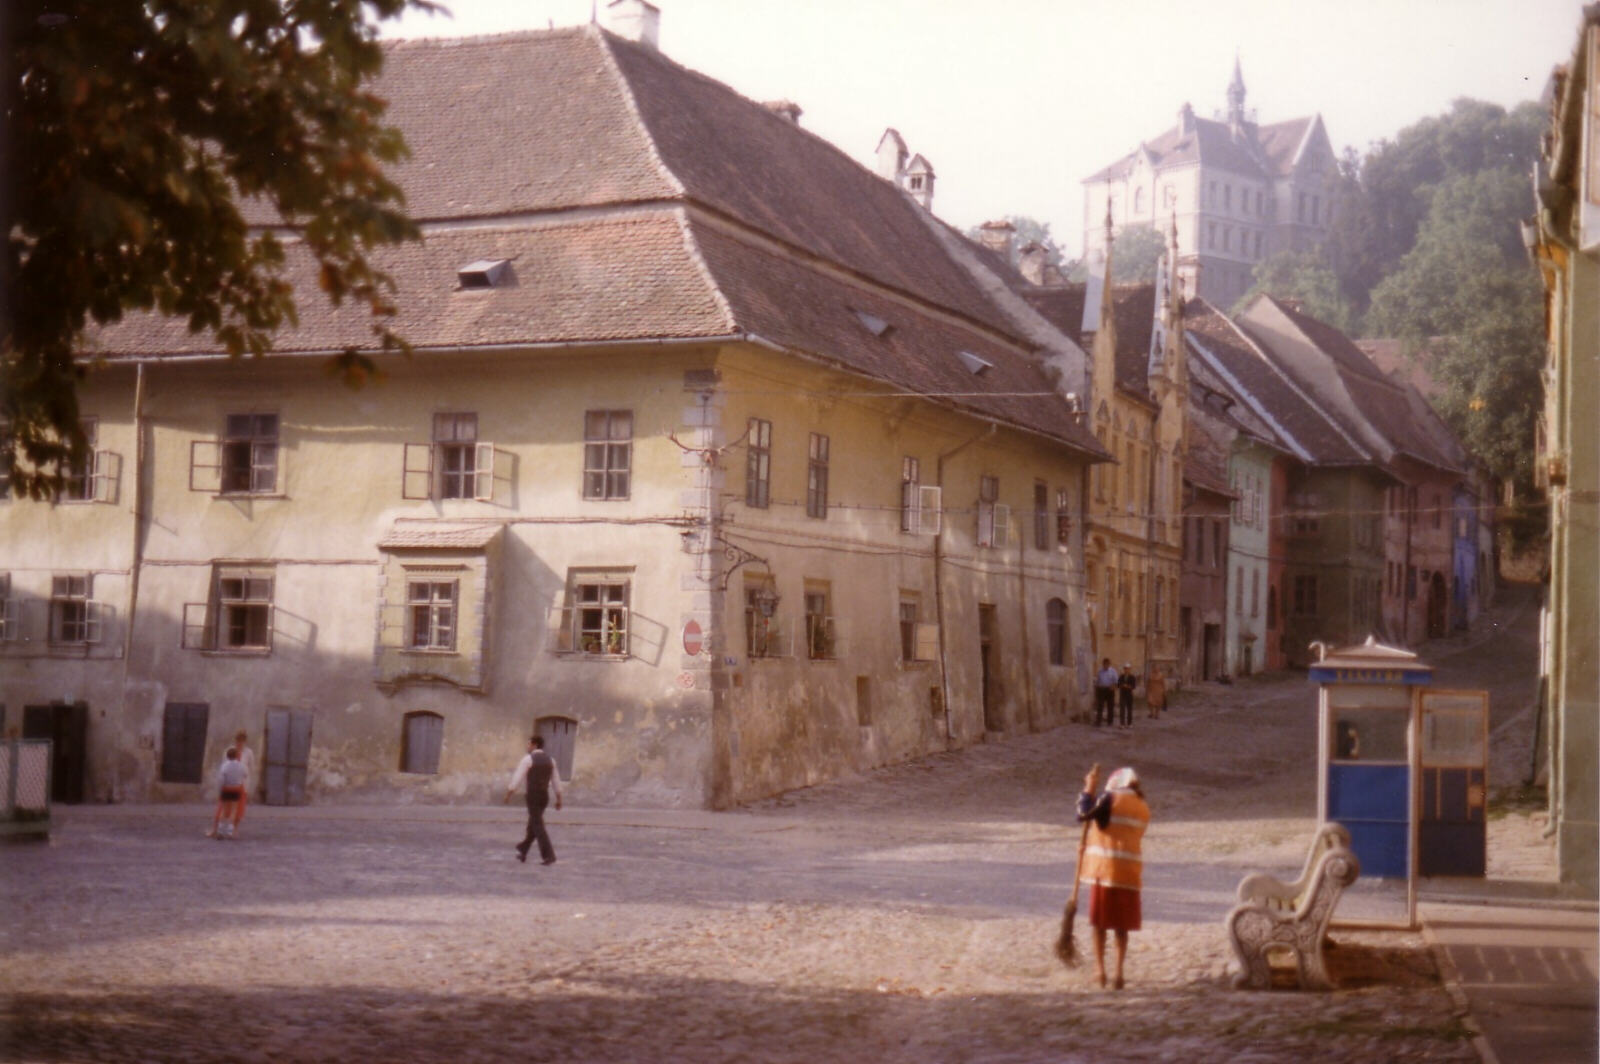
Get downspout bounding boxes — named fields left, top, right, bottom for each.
left=1017, top=502, right=1036, bottom=732
left=1402, top=487, right=1414, bottom=645
left=115, top=363, right=147, bottom=801
left=934, top=422, right=996, bottom=745
left=1142, top=413, right=1160, bottom=679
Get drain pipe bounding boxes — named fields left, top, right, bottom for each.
left=934, top=422, right=996, bottom=744
left=114, top=363, right=148, bottom=801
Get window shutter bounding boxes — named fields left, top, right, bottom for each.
left=181, top=602, right=214, bottom=650
left=84, top=601, right=109, bottom=645
left=92, top=450, right=122, bottom=504
left=916, top=486, right=943, bottom=535
left=546, top=604, right=574, bottom=652
left=402, top=443, right=434, bottom=500
left=914, top=622, right=940, bottom=662
left=189, top=439, right=222, bottom=493
left=473, top=441, right=496, bottom=501
left=992, top=504, right=1011, bottom=546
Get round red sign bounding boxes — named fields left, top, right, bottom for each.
left=682, top=619, right=704, bottom=656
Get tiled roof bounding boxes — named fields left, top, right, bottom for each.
left=1181, top=299, right=1368, bottom=466
left=89, top=209, right=734, bottom=354
left=378, top=524, right=504, bottom=549
left=1021, top=282, right=1156, bottom=396
left=600, top=31, right=1015, bottom=335
left=691, top=221, right=1101, bottom=452
left=1255, top=297, right=1462, bottom=474
left=1084, top=114, right=1316, bottom=185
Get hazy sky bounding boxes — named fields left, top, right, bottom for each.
left=387, top=0, right=1582, bottom=257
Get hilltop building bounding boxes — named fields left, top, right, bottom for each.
left=1081, top=61, right=1340, bottom=307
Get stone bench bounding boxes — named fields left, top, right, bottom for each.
left=1234, top=822, right=1352, bottom=912
left=1226, top=840, right=1361, bottom=990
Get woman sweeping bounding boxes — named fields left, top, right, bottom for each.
left=1077, top=765, right=1150, bottom=989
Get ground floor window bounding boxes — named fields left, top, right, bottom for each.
left=401, top=711, right=444, bottom=774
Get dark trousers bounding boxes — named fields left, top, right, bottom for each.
left=519, top=793, right=555, bottom=863
left=1118, top=689, right=1134, bottom=727
left=1094, top=687, right=1114, bottom=726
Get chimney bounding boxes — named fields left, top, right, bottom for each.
left=1178, top=101, right=1195, bottom=135
left=1017, top=241, right=1048, bottom=285
left=763, top=100, right=803, bottom=125
left=978, top=220, right=1017, bottom=263
left=875, top=128, right=908, bottom=183
left=606, top=0, right=660, bottom=49
left=905, top=153, right=935, bottom=211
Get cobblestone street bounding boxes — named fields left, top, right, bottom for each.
left=1, top=590, right=1556, bottom=1063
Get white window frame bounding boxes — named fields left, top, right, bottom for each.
left=583, top=410, right=632, bottom=501
left=804, top=588, right=839, bottom=662
left=746, top=418, right=771, bottom=509
left=49, top=573, right=103, bottom=645
left=806, top=432, right=829, bottom=519
left=745, top=582, right=784, bottom=659
left=560, top=576, right=630, bottom=657
left=899, top=456, right=920, bottom=533
left=407, top=578, right=458, bottom=651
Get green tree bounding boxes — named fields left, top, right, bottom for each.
left=1367, top=169, right=1544, bottom=486
left=1235, top=249, right=1355, bottom=333
left=3, top=0, right=434, bottom=497
left=1108, top=224, right=1167, bottom=283
left=1328, top=98, right=1542, bottom=315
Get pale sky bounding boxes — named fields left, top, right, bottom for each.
left=386, top=0, right=1582, bottom=258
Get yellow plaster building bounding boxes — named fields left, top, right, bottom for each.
left=1, top=19, right=1106, bottom=808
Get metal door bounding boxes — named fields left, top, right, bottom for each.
left=1418, top=690, right=1488, bottom=877
left=536, top=716, right=578, bottom=781
left=262, top=708, right=313, bottom=805
left=1325, top=686, right=1411, bottom=878
left=23, top=702, right=88, bottom=804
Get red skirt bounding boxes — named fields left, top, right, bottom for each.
left=1088, top=884, right=1141, bottom=932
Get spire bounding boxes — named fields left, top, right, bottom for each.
left=1097, top=196, right=1117, bottom=349
left=1227, top=53, right=1247, bottom=127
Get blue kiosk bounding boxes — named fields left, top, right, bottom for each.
left=1310, top=637, right=1435, bottom=929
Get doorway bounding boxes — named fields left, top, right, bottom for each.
left=262, top=707, right=313, bottom=805
left=23, top=702, right=88, bottom=804
left=979, top=605, right=1002, bottom=732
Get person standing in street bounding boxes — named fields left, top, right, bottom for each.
left=1117, top=663, right=1137, bottom=728
left=209, top=748, right=248, bottom=840
left=504, top=734, right=562, bottom=865
left=229, top=730, right=255, bottom=837
left=1145, top=665, right=1167, bottom=720
left=1077, top=765, right=1150, bottom=989
left=1094, top=658, right=1119, bottom=727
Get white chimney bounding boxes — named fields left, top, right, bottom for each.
left=607, top=0, right=661, bottom=49
left=904, top=153, right=935, bottom=211
left=875, top=128, right=908, bottom=183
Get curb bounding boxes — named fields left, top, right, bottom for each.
left=1421, top=918, right=1501, bottom=1064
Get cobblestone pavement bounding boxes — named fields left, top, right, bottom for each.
left=0, top=589, right=1553, bottom=1063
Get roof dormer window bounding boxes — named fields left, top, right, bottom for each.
left=852, top=309, right=893, bottom=338
left=955, top=350, right=992, bottom=376
left=457, top=259, right=513, bottom=290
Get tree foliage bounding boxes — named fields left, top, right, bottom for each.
left=1366, top=169, right=1544, bottom=486
left=1108, top=224, right=1167, bottom=283
left=1328, top=98, right=1542, bottom=316
left=3, top=0, right=434, bottom=497
left=1236, top=249, right=1355, bottom=333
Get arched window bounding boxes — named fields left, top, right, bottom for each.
left=1046, top=598, right=1068, bottom=666
left=400, top=711, right=443, bottom=775
left=1133, top=187, right=1145, bottom=214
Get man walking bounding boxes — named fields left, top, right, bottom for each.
left=1094, top=658, right=1119, bottom=727
left=504, top=735, right=562, bottom=865
left=1117, top=663, right=1138, bottom=728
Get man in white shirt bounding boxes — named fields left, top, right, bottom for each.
left=504, top=735, right=562, bottom=865
left=1094, top=659, right=1120, bottom=727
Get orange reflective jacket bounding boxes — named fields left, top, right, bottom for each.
left=1082, top=790, right=1150, bottom=891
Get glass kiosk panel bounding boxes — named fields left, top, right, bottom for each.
left=1326, top=685, right=1410, bottom=878
left=1418, top=690, right=1489, bottom=877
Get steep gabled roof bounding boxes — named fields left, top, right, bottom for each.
left=1181, top=299, right=1369, bottom=466
left=1256, top=116, right=1317, bottom=175
left=90, top=26, right=1103, bottom=452
left=1249, top=296, right=1463, bottom=475
left=1083, top=112, right=1323, bottom=185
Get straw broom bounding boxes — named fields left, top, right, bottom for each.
left=1055, top=762, right=1100, bottom=967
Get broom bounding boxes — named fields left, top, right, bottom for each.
left=1055, top=762, right=1100, bottom=967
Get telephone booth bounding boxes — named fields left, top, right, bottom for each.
left=1310, top=637, right=1434, bottom=929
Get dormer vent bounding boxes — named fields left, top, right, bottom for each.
left=457, top=259, right=513, bottom=289
left=956, top=350, right=992, bottom=376
left=852, top=308, right=893, bottom=338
